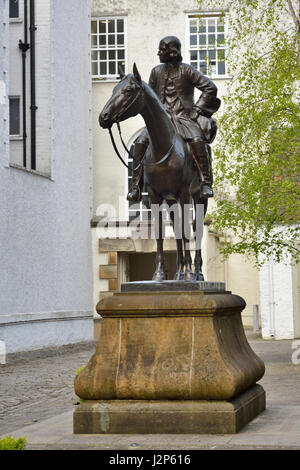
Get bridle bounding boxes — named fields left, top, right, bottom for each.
left=108, top=78, right=174, bottom=171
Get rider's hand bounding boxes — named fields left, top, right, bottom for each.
left=190, top=107, right=201, bottom=121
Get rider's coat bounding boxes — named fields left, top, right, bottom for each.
left=148, top=62, right=221, bottom=143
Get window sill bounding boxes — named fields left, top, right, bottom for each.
left=208, top=75, right=231, bottom=80
left=92, top=78, right=120, bottom=83
left=9, top=18, right=23, bottom=23
left=9, top=163, right=53, bottom=180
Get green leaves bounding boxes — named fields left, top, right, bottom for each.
left=0, top=436, right=27, bottom=450
left=197, top=0, right=300, bottom=264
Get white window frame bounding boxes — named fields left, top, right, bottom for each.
left=186, top=12, right=229, bottom=79
left=91, top=16, right=128, bottom=83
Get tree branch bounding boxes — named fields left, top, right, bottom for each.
left=286, top=0, right=300, bottom=30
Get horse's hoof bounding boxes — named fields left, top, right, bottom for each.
left=152, top=272, right=165, bottom=282
left=184, top=271, right=196, bottom=281
left=174, top=271, right=184, bottom=281
left=195, top=272, right=204, bottom=281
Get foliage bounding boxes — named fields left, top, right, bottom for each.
left=75, top=365, right=86, bottom=376
left=197, top=0, right=300, bottom=265
left=0, top=435, right=27, bottom=451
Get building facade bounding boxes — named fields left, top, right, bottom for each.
left=0, top=0, right=94, bottom=355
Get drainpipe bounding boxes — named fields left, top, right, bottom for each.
left=29, top=0, right=37, bottom=170
left=268, top=257, right=276, bottom=337
left=18, top=0, right=30, bottom=167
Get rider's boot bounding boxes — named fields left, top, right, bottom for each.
left=127, top=141, right=148, bottom=202
left=190, top=139, right=214, bottom=198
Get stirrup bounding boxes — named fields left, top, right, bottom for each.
left=200, top=183, right=214, bottom=198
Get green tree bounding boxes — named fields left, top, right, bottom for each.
left=197, top=0, right=300, bottom=265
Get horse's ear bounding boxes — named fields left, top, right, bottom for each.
left=133, top=63, right=142, bottom=83
left=118, top=65, right=125, bottom=79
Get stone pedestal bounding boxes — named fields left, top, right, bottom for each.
left=74, top=282, right=266, bottom=434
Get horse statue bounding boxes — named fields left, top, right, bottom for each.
left=99, top=64, right=208, bottom=282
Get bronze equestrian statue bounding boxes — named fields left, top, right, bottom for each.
left=99, top=36, right=220, bottom=282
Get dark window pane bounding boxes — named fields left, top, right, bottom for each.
left=217, top=34, right=225, bottom=45
left=91, top=21, right=97, bottom=34
left=199, top=21, right=206, bottom=33
left=199, top=50, right=206, bottom=61
left=9, top=97, right=20, bottom=135
left=190, top=35, right=197, bottom=46
left=109, top=50, right=116, bottom=60
left=218, top=49, right=225, bottom=62
left=217, top=19, right=225, bottom=32
left=9, top=0, right=19, bottom=18
left=208, top=34, right=215, bottom=45
left=199, top=35, right=206, bottom=45
left=190, top=51, right=197, bottom=61
left=118, top=50, right=125, bottom=60
left=199, top=62, right=207, bottom=74
left=209, top=50, right=216, bottom=60
left=108, top=35, right=115, bottom=46
left=99, top=35, right=106, bottom=46
left=99, top=20, right=106, bottom=34
left=92, top=62, right=98, bottom=76
left=109, top=62, right=116, bottom=74
left=190, top=21, right=197, bottom=34
left=100, top=50, right=107, bottom=60
left=117, top=19, right=124, bottom=32
left=117, top=34, right=124, bottom=45
left=100, top=63, right=107, bottom=75
left=118, top=61, right=125, bottom=75
left=218, top=61, right=225, bottom=75
left=208, top=19, right=215, bottom=32
left=108, top=20, right=115, bottom=33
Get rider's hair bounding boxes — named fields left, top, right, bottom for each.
left=160, top=36, right=183, bottom=62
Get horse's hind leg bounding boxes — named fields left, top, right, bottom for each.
left=193, top=192, right=207, bottom=281
left=180, top=192, right=195, bottom=281
left=167, top=201, right=184, bottom=280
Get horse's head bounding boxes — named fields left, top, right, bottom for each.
left=99, top=63, right=144, bottom=129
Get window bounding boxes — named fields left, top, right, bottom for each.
left=9, top=0, right=19, bottom=18
left=9, top=97, right=21, bottom=136
left=187, top=14, right=226, bottom=77
left=91, top=17, right=127, bottom=81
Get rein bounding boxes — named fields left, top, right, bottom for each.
left=109, top=125, right=174, bottom=171
left=108, top=78, right=174, bottom=171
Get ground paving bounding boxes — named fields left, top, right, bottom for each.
left=0, top=332, right=300, bottom=450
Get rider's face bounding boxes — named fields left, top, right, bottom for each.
left=158, top=41, right=172, bottom=63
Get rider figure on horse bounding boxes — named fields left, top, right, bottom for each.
left=127, top=35, right=221, bottom=203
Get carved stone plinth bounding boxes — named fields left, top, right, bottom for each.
left=73, top=284, right=266, bottom=434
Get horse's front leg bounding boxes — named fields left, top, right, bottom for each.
left=180, top=192, right=195, bottom=281
left=148, top=187, right=165, bottom=282
left=193, top=193, right=207, bottom=281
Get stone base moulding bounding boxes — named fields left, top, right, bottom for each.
left=73, top=384, right=266, bottom=434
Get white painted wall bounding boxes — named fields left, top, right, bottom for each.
left=0, top=0, right=94, bottom=353
left=259, top=255, right=299, bottom=339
